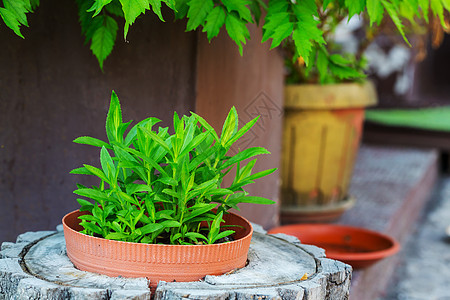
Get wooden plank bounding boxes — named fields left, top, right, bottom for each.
left=195, top=24, right=285, bottom=229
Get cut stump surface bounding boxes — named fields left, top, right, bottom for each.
left=0, top=225, right=352, bottom=299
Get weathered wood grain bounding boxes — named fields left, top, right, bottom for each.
left=0, top=225, right=351, bottom=299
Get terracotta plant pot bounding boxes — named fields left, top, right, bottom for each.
left=269, top=224, right=400, bottom=269
left=281, top=81, right=377, bottom=223
left=63, top=210, right=253, bottom=288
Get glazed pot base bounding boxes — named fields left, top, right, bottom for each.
left=280, top=196, right=356, bottom=223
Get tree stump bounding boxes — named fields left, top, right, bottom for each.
left=0, top=224, right=351, bottom=299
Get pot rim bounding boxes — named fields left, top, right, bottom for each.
left=62, top=209, right=253, bottom=248
left=284, top=80, right=378, bottom=109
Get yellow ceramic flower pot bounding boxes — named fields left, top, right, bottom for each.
left=281, top=81, right=377, bottom=223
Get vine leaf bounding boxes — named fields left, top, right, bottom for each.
left=225, top=13, right=250, bottom=55
left=149, top=0, right=165, bottom=21
left=0, top=0, right=34, bottom=38
left=3, top=0, right=29, bottom=26
left=345, top=0, right=365, bottom=19
left=222, top=0, right=252, bottom=22
left=262, top=12, right=291, bottom=48
left=381, top=0, right=410, bottom=46
left=203, top=5, right=226, bottom=41
left=88, top=0, right=113, bottom=17
left=418, top=0, right=430, bottom=23
left=119, top=0, right=150, bottom=40
left=90, top=15, right=118, bottom=70
left=366, top=0, right=384, bottom=26
left=0, top=8, right=24, bottom=38
left=430, top=0, right=445, bottom=27
left=186, top=0, right=214, bottom=31
left=292, top=22, right=324, bottom=66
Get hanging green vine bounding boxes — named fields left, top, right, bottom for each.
left=1, top=0, right=449, bottom=80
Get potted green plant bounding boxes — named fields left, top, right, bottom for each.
left=275, top=0, right=449, bottom=223
left=62, top=91, right=276, bottom=288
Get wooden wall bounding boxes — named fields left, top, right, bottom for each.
left=196, top=27, right=284, bottom=229
left=0, top=1, right=197, bottom=242
left=0, top=2, right=284, bottom=242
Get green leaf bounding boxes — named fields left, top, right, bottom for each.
left=207, top=210, right=224, bottom=243
left=222, top=0, right=252, bottom=22
left=113, top=144, right=139, bottom=165
left=105, top=232, right=129, bottom=240
left=366, top=0, right=384, bottom=25
left=105, top=0, right=125, bottom=17
left=0, top=7, right=24, bottom=38
left=228, top=195, right=275, bottom=205
left=117, top=190, right=140, bottom=206
left=148, top=0, right=165, bottom=21
left=316, top=48, right=328, bottom=83
left=220, top=147, right=270, bottom=170
left=202, top=5, right=226, bottom=41
left=78, top=214, right=98, bottom=222
left=106, top=91, right=123, bottom=144
left=30, top=0, right=39, bottom=10
left=186, top=0, right=214, bottom=31
left=381, top=0, right=409, bottom=46
left=323, top=0, right=332, bottom=9
left=3, top=0, right=29, bottom=26
left=179, top=131, right=210, bottom=159
left=158, top=177, right=178, bottom=186
left=206, top=188, right=234, bottom=196
left=160, top=220, right=181, bottom=228
left=74, top=188, right=112, bottom=203
left=73, top=136, right=112, bottom=149
left=224, top=115, right=259, bottom=149
left=292, top=22, right=324, bottom=66
left=262, top=12, right=290, bottom=43
left=225, top=13, right=250, bottom=56
left=119, top=0, right=150, bottom=39
left=77, top=2, right=103, bottom=44
left=345, top=0, right=366, bottom=18
left=100, top=146, right=116, bottom=180
left=139, top=223, right=164, bottom=234
left=139, top=126, right=172, bottom=154
left=82, top=222, right=103, bottom=235
left=327, top=63, right=366, bottom=80
left=220, top=106, right=238, bottom=147
left=162, top=188, right=179, bottom=198
left=249, top=0, right=262, bottom=24
left=90, top=15, right=118, bottom=69
left=190, top=112, right=220, bottom=142
left=185, top=232, right=208, bottom=242
left=83, top=164, right=110, bottom=183
left=245, top=168, right=277, bottom=181
left=211, top=230, right=234, bottom=243
left=174, top=0, right=189, bottom=19
left=70, top=166, right=93, bottom=175
left=120, top=146, right=169, bottom=177
left=184, top=203, right=217, bottom=222
left=126, top=183, right=152, bottom=194
left=77, top=198, right=94, bottom=208
left=431, top=0, right=445, bottom=27
left=418, top=0, right=429, bottom=22
left=88, top=0, right=113, bottom=17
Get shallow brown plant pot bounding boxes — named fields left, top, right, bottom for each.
left=63, top=210, right=253, bottom=289
left=269, top=223, right=400, bottom=269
